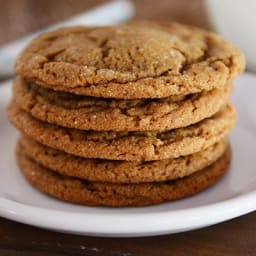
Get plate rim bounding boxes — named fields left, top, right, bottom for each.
left=0, top=188, right=256, bottom=236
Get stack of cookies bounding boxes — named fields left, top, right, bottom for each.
left=8, top=22, right=245, bottom=206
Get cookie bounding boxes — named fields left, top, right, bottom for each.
left=15, top=22, right=245, bottom=99
left=19, top=136, right=228, bottom=183
left=16, top=144, right=231, bottom=206
left=13, top=77, right=232, bottom=131
left=8, top=102, right=235, bottom=161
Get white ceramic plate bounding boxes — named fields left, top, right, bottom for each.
left=0, top=73, right=256, bottom=237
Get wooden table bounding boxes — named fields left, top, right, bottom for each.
left=0, top=1, right=255, bottom=255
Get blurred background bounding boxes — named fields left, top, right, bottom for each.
left=0, top=0, right=210, bottom=45
left=0, top=0, right=255, bottom=72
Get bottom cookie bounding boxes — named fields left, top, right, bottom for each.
left=16, top=147, right=231, bottom=207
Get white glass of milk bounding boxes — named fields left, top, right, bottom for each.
left=205, top=0, right=256, bottom=72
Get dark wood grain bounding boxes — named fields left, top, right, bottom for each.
left=0, top=0, right=255, bottom=255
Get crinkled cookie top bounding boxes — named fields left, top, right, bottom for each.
left=16, top=22, right=245, bottom=98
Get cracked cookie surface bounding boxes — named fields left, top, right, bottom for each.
left=19, top=136, right=228, bottom=183
left=13, top=77, right=231, bottom=131
left=16, top=22, right=245, bottom=99
left=8, top=102, right=235, bottom=161
left=16, top=145, right=231, bottom=206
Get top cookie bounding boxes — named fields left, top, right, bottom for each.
left=15, top=22, right=245, bottom=99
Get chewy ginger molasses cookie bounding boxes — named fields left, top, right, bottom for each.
left=13, top=77, right=232, bottom=131
left=19, top=136, right=228, bottom=183
left=17, top=145, right=231, bottom=207
left=15, top=22, right=245, bottom=99
left=8, top=102, right=235, bottom=161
